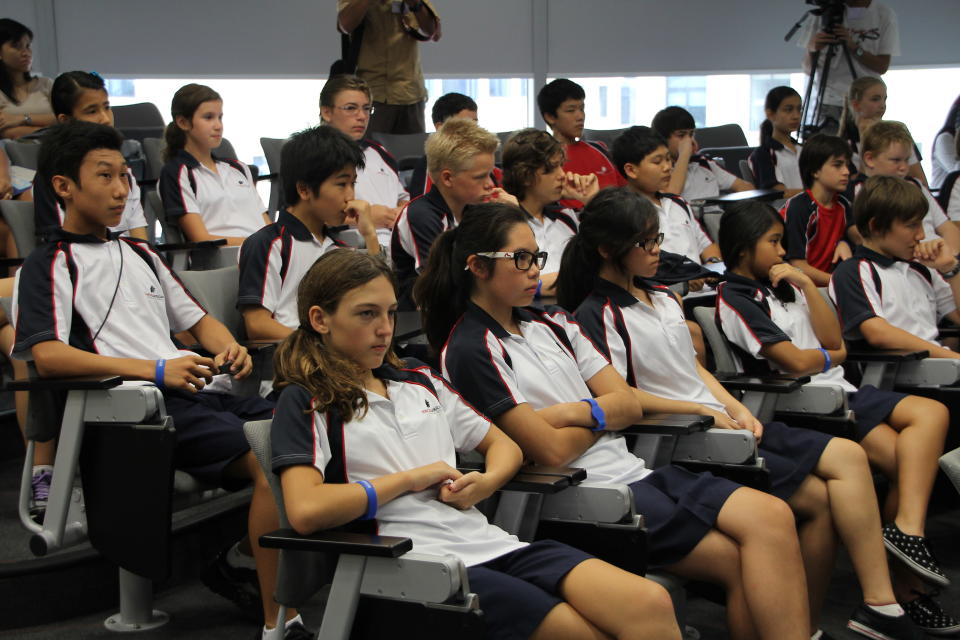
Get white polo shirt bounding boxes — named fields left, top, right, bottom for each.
left=682, top=155, right=738, bottom=203
left=521, top=203, right=579, bottom=275
left=718, top=273, right=855, bottom=391
left=159, top=150, right=266, bottom=238
left=750, top=139, right=803, bottom=191
left=356, top=140, right=409, bottom=209
left=270, top=366, right=527, bottom=568
left=442, top=303, right=651, bottom=485
left=932, top=131, right=959, bottom=190
left=829, top=245, right=956, bottom=347
left=238, top=211, right=347, bottom=329
left=652, top=193, right=712, bottom=264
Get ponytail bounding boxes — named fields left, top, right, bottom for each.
left=415, top=202, right=527, bottom=354
left=759, top=119, right=774, bottom=145
left=556, top=234, right=600, bottom=312
left=163, top=83, right=221, bottom=162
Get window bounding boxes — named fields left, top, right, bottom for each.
left=620, top=86, right=633, bottom=125
left=666, top=76, right=707, bottom=127
left=424, top=78, right=534, bottom=133
left=489, top=79, right=507, bottom=98
left=598, top=86, right=608, bottom=118
left=749, top=74, right=795, bottom=132
left=441, top=79, right=477, bottom=96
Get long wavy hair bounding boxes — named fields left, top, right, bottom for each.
left=272, top=249, right=402, bottom=422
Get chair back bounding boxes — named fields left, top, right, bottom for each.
left=698, top=146, right=756, bottom=181
left=175, top=266, right=244, bottom=339
left=0, top=200, right=36, bottom=255
left=692, top=306, right=743, bottom=374
left=146, top=189, right=184, bottom=244
left=259, top=137, right=288, bottom=215
left=368, top=131, right=429, bottom=163
left=142, top=137, right=165, bottom=182
left=112, top=102, right=165, bottom=143
left=694, top=124, right=748, bottom=149
left=582, top=128, right=627, bottom=150
left=5, top=141, right=40, bottom=170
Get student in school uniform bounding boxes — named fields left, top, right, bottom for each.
left=391, top=117, right=513, bottom=309
left=931, top=96, right=960, bottom=190
left=831, top=175, right=960, bottom=363
left=846, top=121, right=960, bottom=255
left=650, top=106, right=754, bottom=202
left=319, top=74, right=407, bottom=249
left=501, top=128, right=598, bottom=296
left=11, top=121, right=300, bottom=635
left=940, top=169, right=960, bottom=223
left=537, top=79, right=627, bottom=209
left=558, top=188, right=938, bottom=639
left=158, top=83, right=270, bottom=246
left=239, top=126, right=379, bottom=341
left=749, top=86, right=804, bottom=199
left=713, top=200, right=956, bottom=636
left=33, top=70, right=148, bottom=242
left=779, top=134, right=855, bottom=287
left=270, top=248, right=682, bottom=640
left=416, top=202, right=819, bottom=640
left=409, top=92, right=480, bottom=198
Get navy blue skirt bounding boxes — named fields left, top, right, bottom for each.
left=630, top=465, right=741, bottom=568
left=848, top=384, right=907, bottom=441
left=758, top=421, right=832, bottom=500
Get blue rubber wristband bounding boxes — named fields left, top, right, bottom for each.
left=356, top=480, right=378, bottom=520
left=581, top=398, right=607, bottom=432
left=818, top=348, right=831, bottom=373
left=154, top=359, right=166, bottom=389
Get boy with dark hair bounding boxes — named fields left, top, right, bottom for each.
left=651, top=106, right=753, bottom=201
left=611, top=126, right=720, bottom=267
left=830, top=175, right=960, bottom=360
left=537, top=78, right=626, bottom=208
left=12, top=122, right=304, bottom=636
left=409, top=92, right=484, bottom=198
left=780, top=133, right=855, bottom=286
left=239, top=125, right=378, bottom=340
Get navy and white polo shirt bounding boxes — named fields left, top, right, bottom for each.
left=828, top=245, right=955, bottom=346
left=441, top=302, right=651, bottom=485
left=270, top=363, right=526, bottom=567
left=237, top=210, right=348, bottom=329
left=681, top=154, right=739, bottom=203
left=938, top=171, right=960, bottom=222
left=33, top=167, right=147, bottom=239
left=520, top=203, right=578, bottom=275
left=780, top=190, right=853, bottom=273
left=749, top=138, right=802, bottom=191
left=652, top=192, right=712, bottom=264
left=391, top=185, right=455, bottom=307
left=574, top=278, right=726, bottom=411
left=158, top=149, right=266, bottom=238
left=12, top=229, right=207, bottom=362
left=717, top=273, right=855, bottom=390
left=357, top=139, right=409, bottom=248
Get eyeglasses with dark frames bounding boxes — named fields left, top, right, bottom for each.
left=466, top=250, right=549, bottom=271
left=636, top=233, right=665, bottom=253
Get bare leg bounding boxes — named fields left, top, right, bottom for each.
left=814, top=438, right=897, bottom=605
left=532, top=558, right=681, bottom=640
left=787, top=473, right=840, bottom=632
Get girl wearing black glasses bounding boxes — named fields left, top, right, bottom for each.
left=416, top=200, right=814, bottom=640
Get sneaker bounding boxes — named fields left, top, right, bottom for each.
left=254, top=620, right=314, bottom=640
left=29, top=467, right=52, bottom=523
left=848, top=603, right=923, bottom=640
left=201, top=548, right=263, bottom=624
left=903, top=591, right=960, bottom=636
left=882, top=523, right=950, bottom=588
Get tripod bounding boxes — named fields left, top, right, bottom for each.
left=801, top=40, right=858, bottom=138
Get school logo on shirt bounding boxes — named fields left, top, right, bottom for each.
left=421, top=398, right=441, bottom=415
left=145, top=285, right=164, bottom=300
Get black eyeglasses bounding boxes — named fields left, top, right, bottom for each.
left=635, top=233, right=665, bottom=253
left=468, top=250, right=549, bottom=271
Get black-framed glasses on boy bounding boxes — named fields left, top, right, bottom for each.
left=636, top=233, right=665, bottom=253
left=336, top=104, right=375, bottom=115
left=466, top=250, right=549, bottom=271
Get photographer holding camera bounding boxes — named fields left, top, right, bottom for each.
left=799, top=0, right=900, bottom=131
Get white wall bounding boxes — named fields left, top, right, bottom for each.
left=1, top=0, right=958, bottom=78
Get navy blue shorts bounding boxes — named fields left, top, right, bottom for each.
left=630, top=465, right=741, bottom=568
left=759, top=421, right=832, bottom=500
left=467, top=540, right=593, bottom=640
left=848, top=385, right=907, bottom=441
left=163, top=391, right=274, bottom=487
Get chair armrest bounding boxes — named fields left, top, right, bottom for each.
left=456, top=464, right=587, bottom=493
left=844, top=349, right=928, bottom=362
left=259, top=528, right=412, bottom=557
left=5, top=375, right=123, bottom=392
left=715, top=374, right=809, bottom=393
left=624, top=413, right=713, bottom=435
left=700, top=188, right=784, bottom=204
left=255, top=172, right=278, bottom=182
left=154, top=239, right=228, bottom=252
left=0, top=257, right=24, bottom=268
left=938, top=327, right=960, bottom=339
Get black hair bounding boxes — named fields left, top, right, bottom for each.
left=38, top=121, right=124, bottom=186
left=431, top=92, right=478, bottom=125
left=281, top=125, right=365, bottom=206
left=611, top=126, right=668, bottom=179
left=536, top=78, right=585, bottom=119
left=556, top=187, right=659, bottom=311
left=938, top=95, right=960, bottom=137
left=798, top=133, right=852, bottom=189
left=718, top=201, right=796, bottom=303
left=760, top=86, right=801, bottom=145
left=414, top=202, right=527, bottom=352
left=51, top=70, right=106, bottom=118
left=0, top=18, right=33, bottom=105
left=651, top=106, right=695, bottom=140
left=854, top=175, right=928, bottom=238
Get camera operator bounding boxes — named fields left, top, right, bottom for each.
left=799, top=0, right=900, bottom=130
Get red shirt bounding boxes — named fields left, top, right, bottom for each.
left=780, top=189, right=853, bottom=273
left=560, top=140, right=627, bottom=208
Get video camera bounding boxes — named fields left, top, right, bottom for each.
left=806, top=0, right=846, bottom=31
